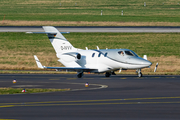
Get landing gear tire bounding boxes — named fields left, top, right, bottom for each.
left=105, top=72, right=111, bottom=77
left=77, top=72, right=83, bottom=78
left=111, top=71, right=116, bottom=75
left=138, top=72, right=142, bottom=77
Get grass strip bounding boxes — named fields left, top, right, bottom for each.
left=0, top=0, right=180, bottom=25
left=0, top=87, right=70, bottom=95
left=2, top=20, right=180, bottom=26
left=0, top=32, right=180, bottom=74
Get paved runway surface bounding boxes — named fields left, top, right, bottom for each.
left=0, top=26, right=180, bottom=33
left=0, top=74, right=180, bottom=120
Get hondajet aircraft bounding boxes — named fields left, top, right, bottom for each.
left=30, top=26, right=153, bottom=78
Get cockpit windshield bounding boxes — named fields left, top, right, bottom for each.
left=125, top=51, right=138, bottom=57
left=118, top=50, right=138, bottom=57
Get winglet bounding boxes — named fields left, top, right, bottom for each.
left=143, top=55, right=147, bottom=60
left=34, top=55, right=44, bottom=69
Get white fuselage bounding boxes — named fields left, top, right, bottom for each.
left=57, top=48, right=152, bottom=73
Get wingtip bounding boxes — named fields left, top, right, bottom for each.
left=34, top=55, right=44, bottom=69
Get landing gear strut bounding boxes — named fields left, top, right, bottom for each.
left=105, top=72, right=111, bottom=77
left=137, top=69, right=142, bottom=77
left=77, top=71, right=83, bottom=78
left=111, top=71, right=116, bottom=75
left=138, top=72, right=142, bottom=77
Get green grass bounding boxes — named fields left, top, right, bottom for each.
left=0, top=0, right=180, bottom=22
left=0, top=32, right=179, bottom=57
left=66, top=33, right=180, bottom=57
left=0, top=87, right=70, bottom=94
left=0, top=32, right=179, bottom=72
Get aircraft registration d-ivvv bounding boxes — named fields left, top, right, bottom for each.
left=29, top=26, right=153, bottom=78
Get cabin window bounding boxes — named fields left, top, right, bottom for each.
left=104, top=53, right=108, bottom=57
left=118, top=51, right=124, bottom=56
left=92, top=53, right=95, bottom=57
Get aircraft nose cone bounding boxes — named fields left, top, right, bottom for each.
left=134, top=58, right=152, bottom=66
left=144, top=60, right=152, bottom=66
left=126, top=57, right=152, bottom=67
left=139, top=58, right=151, bottom=65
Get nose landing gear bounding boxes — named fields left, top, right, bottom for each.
left=138, top=72, right=142, bottom=77
left=136, top=69, right=142, bottom=77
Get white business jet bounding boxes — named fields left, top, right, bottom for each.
left=31, top=26, right=152, bottom=78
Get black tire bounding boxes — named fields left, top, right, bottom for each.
left=105, top=72, right=111, bottom=77
left=138, top=72, right=142, bottom=77
left=77, top=73, right=83, bottom=78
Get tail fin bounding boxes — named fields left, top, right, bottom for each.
left=43, top=26, right=76, bottom=54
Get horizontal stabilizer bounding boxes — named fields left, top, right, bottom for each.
left=26, top=32, right=70, bottom=34
left=34, top=55, right=44, bottom=69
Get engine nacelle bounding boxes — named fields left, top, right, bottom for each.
left=58, top=52, right=81, bottom=62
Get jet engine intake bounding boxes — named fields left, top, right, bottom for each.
left=76, top=53, right=81, bottom=60
left=59, top=52, right=81, bottom=62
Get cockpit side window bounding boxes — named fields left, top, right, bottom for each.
left=118, top=51, right=124, bottom=56
left=98, top=53, right=101, bottom=57
left=125, top=51, right=134, bottom=56
left=125, top=51, right=138, bottom=57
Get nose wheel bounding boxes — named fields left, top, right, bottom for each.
left=138, top=72, right=142, bottom=77
left=137, top=69, right=143, bottom=77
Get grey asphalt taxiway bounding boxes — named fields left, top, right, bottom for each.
left=0, top=74, right=180, bottom=120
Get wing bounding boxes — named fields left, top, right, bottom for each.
left=34, top=55, right=97, bottom=72
left=45, top=67, right=97, bottom=72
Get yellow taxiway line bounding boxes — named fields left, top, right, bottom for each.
left=1, top=96, right=180, bottom=108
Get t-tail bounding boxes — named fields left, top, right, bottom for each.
left=43, top=26, right=77, bottom=54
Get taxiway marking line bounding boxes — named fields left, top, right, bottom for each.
left=83, top=78, right=94, bottom=79
left=1, top=96, right=180, bottom=108
left=1, top=101, right=180, bottom=108
left=67, top=78, right=77, bottom=80
left=49, top=79, right=60, bottom=80
left=0, top=119, right=18, bottom=120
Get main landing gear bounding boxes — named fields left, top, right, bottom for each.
left=105, top=71, right=116, bottom=77
left=105, top=72, right=111, bottom=77
left=77, top=71, right=83, bottom=78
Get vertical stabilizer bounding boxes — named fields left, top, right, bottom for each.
left=43, top=26, right=76, bottom=54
